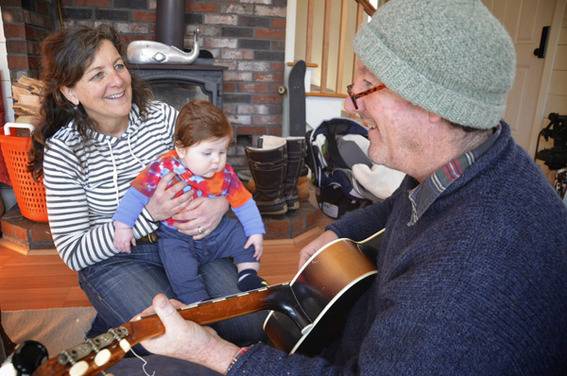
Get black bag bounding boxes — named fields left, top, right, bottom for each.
left=305, top=118, right=378, bottom=218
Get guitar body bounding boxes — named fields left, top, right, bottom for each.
left=264, top=229, right=383, bottom=355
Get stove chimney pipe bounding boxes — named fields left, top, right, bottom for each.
left=156, top=0, right=186, bottom=49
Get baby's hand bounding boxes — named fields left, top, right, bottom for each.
left=244, top=234, right=264, bottom=260
left=114, top=221, right=135, bottom=253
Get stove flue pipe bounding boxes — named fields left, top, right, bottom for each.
left=156, top=0, right=186, bottom=50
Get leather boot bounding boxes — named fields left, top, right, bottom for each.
left=283, top=137, right=306, bottom=210
left=245, top=136, right=288, bottom=215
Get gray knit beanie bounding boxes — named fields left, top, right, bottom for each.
left=354, top=0, right=516, bottom=129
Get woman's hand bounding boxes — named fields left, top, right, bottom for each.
left=298, top=230, right=339, bottom=268
left=113, top=221, right=134, bottom=253
left=145, top=173, right=192, bottom=221
left=140, top=294, right=239, bottom=374
left=173, top=196, right=229, bottom=239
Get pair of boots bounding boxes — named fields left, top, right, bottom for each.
left=246, top=136, right=306, bottom=216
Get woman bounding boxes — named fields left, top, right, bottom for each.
left=29, top=24, right=264, bottom=344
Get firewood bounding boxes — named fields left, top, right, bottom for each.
left=11, top=75, right=45, bottom=118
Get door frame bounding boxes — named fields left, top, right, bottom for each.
left=528, top=0, right=566, bottom=155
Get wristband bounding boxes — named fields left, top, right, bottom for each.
left=226, top=345, right=252, bottom=374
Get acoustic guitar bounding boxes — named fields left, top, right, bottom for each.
left=27, top=229, right=383, bottom=376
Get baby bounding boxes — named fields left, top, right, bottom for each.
left=112, top=100, right=266, bottom=304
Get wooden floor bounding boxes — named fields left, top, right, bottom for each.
left=0, top=227, right=322, bottom=311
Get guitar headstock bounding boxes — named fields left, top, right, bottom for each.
left=33, top=317, right=165, bottom=376
left=32, top=326, right=128, bottom=376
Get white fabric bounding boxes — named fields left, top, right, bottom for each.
left=352, top=163, right=405, bottom=200
left=341, top=134, right=370, bottom=155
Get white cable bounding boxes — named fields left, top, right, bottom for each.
left=129, top=347, right=156, bottom=376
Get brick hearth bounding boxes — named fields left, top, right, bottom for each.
left=0, top=202, right=329, bottom=254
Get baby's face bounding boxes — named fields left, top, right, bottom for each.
left=176, top=136, right=230, bottom=177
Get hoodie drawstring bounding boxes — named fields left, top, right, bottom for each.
left=127, top=133, right=145, bottom=169
left=106, top=140, right=120, bottom=206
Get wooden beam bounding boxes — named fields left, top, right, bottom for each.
left=306, top=0, right=314, bottom=64
left=320, top=0, right=332, bottom=92
left=336, top=0, right=350, bottom=93
left=353, top=0, right=376, bottom=16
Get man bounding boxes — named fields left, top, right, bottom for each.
left=142, top=0, right=567, bottom=374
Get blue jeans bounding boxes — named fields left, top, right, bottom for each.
left=108, top=354, right=221, bottom=375
left=78, top=241, right=266, bottom=346
left=158, top=217, right=256, bottom=304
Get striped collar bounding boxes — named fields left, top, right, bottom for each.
left=407, top=124, right=501, bottom=226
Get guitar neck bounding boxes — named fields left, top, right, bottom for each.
left=129, top=283, right=289, bottom=342
left=34, top=283, right=290, bottom=376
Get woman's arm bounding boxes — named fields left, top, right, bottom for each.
left=43, top=140, right=118, bottom=271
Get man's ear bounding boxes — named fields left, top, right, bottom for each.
left=60, top=86, right=79, bottom=106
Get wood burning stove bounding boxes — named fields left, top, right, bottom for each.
left=130, top=62, right=226, bottom=111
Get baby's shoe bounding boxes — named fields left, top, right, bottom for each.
left=237, top=269, right=268, bottom=292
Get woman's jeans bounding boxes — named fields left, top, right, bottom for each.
left=78, top=242, right=266, bottom=346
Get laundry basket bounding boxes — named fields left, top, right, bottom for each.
left=0, top=122, right=48, bottom=222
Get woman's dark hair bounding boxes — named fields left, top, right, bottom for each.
left=29, top=24, right=152, bottom=180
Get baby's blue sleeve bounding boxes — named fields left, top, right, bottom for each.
left=232, top=199, right=265, bottom=237
left=112, top=188, right=151, bottom=227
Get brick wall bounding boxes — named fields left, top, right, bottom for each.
left=2, top=0, right=52, bottom=80
left=1, top=0, right=287, bottom=146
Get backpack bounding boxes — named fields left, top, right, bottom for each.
left=305, top=118, right=379, bottom=219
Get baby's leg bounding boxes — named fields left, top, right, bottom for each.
left=158, top=227, right=209, bottom=304
left=211, top=218, right=267, bottom=292
left=235, top=261, right=267, bottom=292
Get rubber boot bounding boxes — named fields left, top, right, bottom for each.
left=283, top=137, right=306, bottom=210
left=245, top=137, right=288, bottom=215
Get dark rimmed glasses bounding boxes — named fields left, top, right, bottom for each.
left=346, top=83, right=386, bottom=110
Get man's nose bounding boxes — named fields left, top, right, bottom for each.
left=344, top=96, right=356, bottom=113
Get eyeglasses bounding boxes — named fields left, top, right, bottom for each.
left=346, top=83, right=386, bottom=110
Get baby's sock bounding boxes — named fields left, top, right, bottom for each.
left=237, top=269, right=268, bottom=292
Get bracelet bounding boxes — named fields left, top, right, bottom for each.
left=226, top=345, right=252, bottom=374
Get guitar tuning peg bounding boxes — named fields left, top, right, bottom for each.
left=119, top=339, right=132, bottom=352
left=69, top=360, right=88, bottom=376
left=94, top=349, right=111, bottom=366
